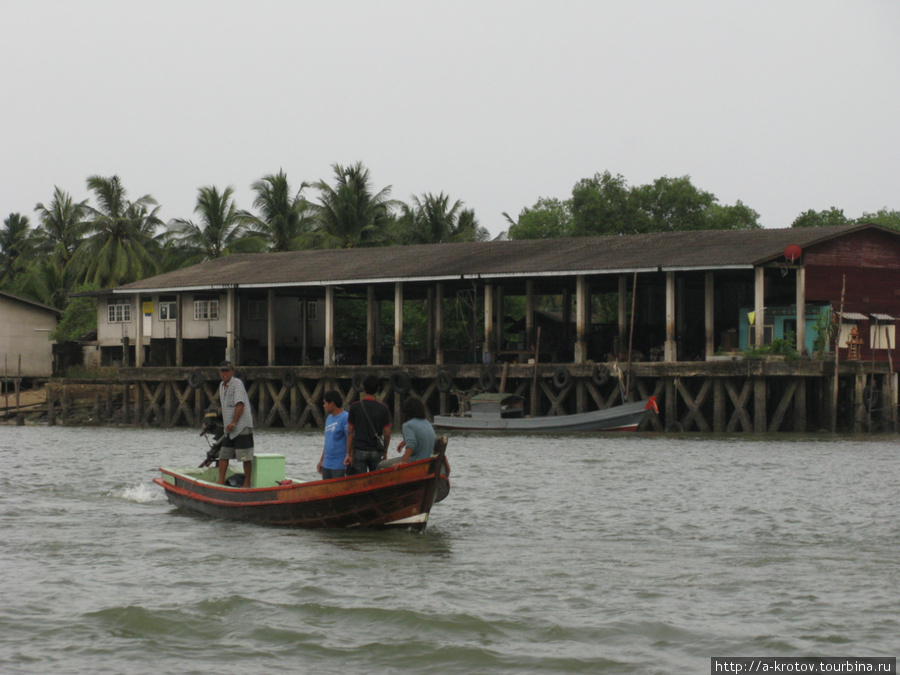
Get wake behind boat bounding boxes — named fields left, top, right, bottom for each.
left=432, top=393, right=656, bottom=432
left=154, top=437, right=450, bottom=532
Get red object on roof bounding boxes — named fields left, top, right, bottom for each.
left=784, top=244, right=802, bottom=262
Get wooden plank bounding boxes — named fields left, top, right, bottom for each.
left=753, top=377, right=767, bottom=433
left=725, top=377, right=753, bottom=432
left=793, top=378, right=807, bottom=432
left=677, top=377, right=712, bottom=432
left=263, top=380, right=290, bottom=428
left=768, top=378, right=799, bottom=432
left=713, top=378, right=725, bottom=432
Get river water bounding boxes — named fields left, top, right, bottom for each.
left=0, top=426, right=897, bottom=674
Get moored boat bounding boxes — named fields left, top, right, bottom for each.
left=154, top=438, right=450, bottom=532
left=432, top=393, right=656, bottom=432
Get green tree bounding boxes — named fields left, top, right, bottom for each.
left=245, top=170, right=315, bottom=252
left=167, top=185, right=263, bottom=266
left=570, top=171, right=647, bottom=236
left=704, top=200, right=761, bottom=230
left=860, top=208, right=900, bottom=231
left=75, top=175, right=164, bottom=287
left=51, top=282, right=99, bottom=341
left=790, top=207, right=851, bottom=228
left=506, top=197, right=573, bottom=240
left=0, top=213, right=33, bottom=285
left=633, top=176, right=717, bottom=231
left=304, top=162, right=397, bottom=248
left=513, top=172, right=762, bottom=237
left=33, top=187, right=90, bottom=267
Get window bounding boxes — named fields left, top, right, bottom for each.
left=108, top=299, right=132, bottom=323
left=247, top=300, right=267, bottom=320
left=194, top=299, right=219, bottom=321
left=306, top=301, right=318, bottom=321
left=159, top=298, right=178, bottom=321
left=870, top=324, right=896, bottom=350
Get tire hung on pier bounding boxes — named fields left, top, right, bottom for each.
left=479, top=369, right=498, bottom=391
left=187, top=370, right=204, bottom=389
left=436, top=371, right=454, bottom=393
left=591, top=365, right=610, bottom=387
left=552, top=367, right=571, bottom=390
left=390, top=370, right=412, bottom=394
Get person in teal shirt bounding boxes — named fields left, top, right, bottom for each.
left=397, top=397, right=436, bottom=463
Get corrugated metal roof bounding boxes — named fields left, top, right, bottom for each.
left=870, top=313, right=897, bottom=321
left=839, top=312, right=869, bottom=321
left=114, top=223, right=883, bottom=293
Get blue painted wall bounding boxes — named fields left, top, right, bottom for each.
left=738, top=304, right=831, bottom=352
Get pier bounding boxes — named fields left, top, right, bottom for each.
left=37, top=359, right=897, bottom=434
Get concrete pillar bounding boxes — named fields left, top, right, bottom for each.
left=618, top=275, right=627, bottom=358
left=366, top=285, right=376, bottom=366
left=664, top=271, right=677, bottom=362
left=300, top=296, right=308, bottom=365
left=175, top=293, right=183, bottom=367
left=574, top=274, right=588, bottom=363
left=135, top=296, right=144, bottom=368
left=495, top=286, right=504, bottom=354
left=225, top=287, right=236, bottom=364
left=267, top=289, right=276, bottom=366
left=426, top=287, right=435, bottom=361
left=705, top=272, right=715, bottom=359
left=525, top=279, right=535, bottom=349
left=754, top=377, right=767, bottom=432
left=393, top=282, right=403, bottom=366
left=754, top=267, right=765, bottom=349
left=435, top=282, right=444, bottom=366
left=795, top=266, right=806, bottom=355
left=324, top=286, right=335, bottom=366
left=483, top=283, right=493, bottom=363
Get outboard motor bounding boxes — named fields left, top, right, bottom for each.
left=199, top=407, right=225, bottom=468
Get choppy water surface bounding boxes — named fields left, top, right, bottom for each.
left=0, top=426, right=897, bottom=674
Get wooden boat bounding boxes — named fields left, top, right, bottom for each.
left=432, top=393, right=656, bottom=432
left=154, top=437, right=450, bottom=532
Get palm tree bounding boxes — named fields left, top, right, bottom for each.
left=0, top=213, right=33, bottom=285
left=244, top=170, right=314, bottom=252
left=33, top=187, right=90, bottom=267
left=396, top=193, right=490, bottom=244
left=304, top=162, right=397, bottom=248
left=13, top=257, right=74, bottom=310
left=167, top=185, right=263, bottom=266
left=454, top=207, right=491, bottom=242
left=75, top=175, right=164, bottom=288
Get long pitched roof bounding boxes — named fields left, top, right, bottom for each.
left=0, top=290, right=62, bottom=315
left=115, top=224, right=886, bottom=293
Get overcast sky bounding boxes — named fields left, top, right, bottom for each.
left=2, top=1, right=898, bottom=239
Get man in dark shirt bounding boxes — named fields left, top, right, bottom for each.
left=346, top=375, right=392, bottom=473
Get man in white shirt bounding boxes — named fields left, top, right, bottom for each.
left=216, top=361, right=254, bottom=487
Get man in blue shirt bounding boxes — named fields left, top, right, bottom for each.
left=318, top=390, right=349, bottom=479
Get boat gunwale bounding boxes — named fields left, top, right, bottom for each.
left=155, top=456, right=441, bottom=508
left=433, top=398, right=653, bottom=430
